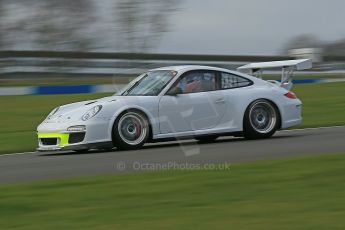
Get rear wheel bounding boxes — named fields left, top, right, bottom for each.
left=112, top=111, right=149, bottom=150
left=244, top=99, right=280, bottom=139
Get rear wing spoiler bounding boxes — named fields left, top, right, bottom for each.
left=237, top=59, right=312, bottom=90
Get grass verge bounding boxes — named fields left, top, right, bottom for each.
left=0, top=93, right=110, bottom=153
left=0, top=82, right=344, bottom=154
left=0, top=153, right=345, bottom=230
left=293, top=82, right=345, bottom=127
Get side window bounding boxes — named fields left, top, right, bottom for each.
left=221, top=72, right=252, bottom=89
left=177, top=71, right=216, bottom=94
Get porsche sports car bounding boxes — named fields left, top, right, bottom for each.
left=37, top=59, right=312, bottom=152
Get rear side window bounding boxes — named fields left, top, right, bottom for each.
left=221, top=72, right=252, bottom=89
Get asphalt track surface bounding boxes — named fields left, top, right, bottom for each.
left=0, top=126, right=344, bottom=184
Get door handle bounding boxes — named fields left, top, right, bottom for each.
left=215, top=98, right=225, bottom=104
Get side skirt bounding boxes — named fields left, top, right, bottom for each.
left=149, top=131, right=244, bottom=143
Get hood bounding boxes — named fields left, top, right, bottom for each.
left=45, top=96, right=120, bottom=123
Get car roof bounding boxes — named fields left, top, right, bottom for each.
left=149, top=65, right=261, bottom=85
left=150, top=65, right=233, bottom=73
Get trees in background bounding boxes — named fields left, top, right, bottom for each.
left=0, top=0, right=95, bottom=50
left=113, top=0, right=180, bottom=52
left=0, top=0, right=180, bottom=52
left=283, top=34, right=345, bottom=56
left=324, top=39, right=345, bottom=56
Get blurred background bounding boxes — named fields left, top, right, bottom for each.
left=0, top=0, right=344, bottom=89
left=0, top=0, right=344, bottom=153
left=1, top=2, right=345, bottom=229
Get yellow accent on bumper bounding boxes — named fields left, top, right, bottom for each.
left=37, top=133, right=69, bottom=147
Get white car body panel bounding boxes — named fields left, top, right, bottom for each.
left=37, top=65, right=302, bottom=151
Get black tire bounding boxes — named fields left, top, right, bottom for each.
left=112, top=110, right=150, bottom=150
left=243, top=99, right=280, bottom=140
left=195, top=135, right=219, bottom=143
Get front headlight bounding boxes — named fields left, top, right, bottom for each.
left=81, top=105, right=102, bottom=121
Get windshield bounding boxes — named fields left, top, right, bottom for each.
left=121, top=70, right=176, bottom=96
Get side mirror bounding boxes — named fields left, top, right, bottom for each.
left=167, top=86, right=183, bottom=96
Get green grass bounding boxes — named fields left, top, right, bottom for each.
left=0, top=93, right=111, bottom=153
left=293, top=83, right=345, bottom=127
left=0, top=82, right=345, bottom=154
left=0, top=153, right=345, bottom=229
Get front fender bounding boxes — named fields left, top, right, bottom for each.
left=107, top=105, right=159, bottom=140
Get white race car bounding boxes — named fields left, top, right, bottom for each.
left=37, top=59, right=312, bottom=152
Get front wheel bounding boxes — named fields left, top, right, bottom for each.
left=112, top=111, right=149, bottom=150
left=243, top=99, right=280, bottom=139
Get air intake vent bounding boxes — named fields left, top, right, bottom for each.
left=69, top=133, right=86, bottom=144
left=40, top=138, right=57, bottom=146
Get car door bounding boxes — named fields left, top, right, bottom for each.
left=215, top=71, right=254, bottom=130
left=158, top=70, right=228, bottom=134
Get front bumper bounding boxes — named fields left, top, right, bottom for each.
left=37, top=118, right=112, bottom=151
left=37, top=138, right=113, bottom=152
left=37, top=132, right=87, bottom=151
